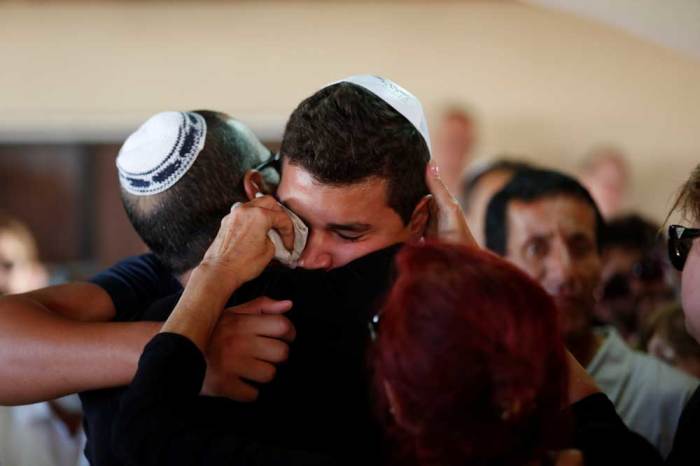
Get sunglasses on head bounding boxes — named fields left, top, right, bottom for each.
left=668, top=224, right=700, bottom=271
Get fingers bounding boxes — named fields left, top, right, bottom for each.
left=252, top=336, right=290, bottom=364
left=264, top=209, right=296, bottom=252
left=223, top=312, right=297, bottom=343
left=424, top=161, right=478, bottom=246
left=230, top=296, right=293, bottom=315
left=238, top=359, right=278, bottom=384
left=425, top=161, right=457, bottom=209
left=237, top=195, right=296, bottom=252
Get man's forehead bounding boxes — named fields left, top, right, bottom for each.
left=279, top=160, right=386, bottom=196
left=508, top=195, right=597, bottom=237
left=278, top=162, right=392, bottom=225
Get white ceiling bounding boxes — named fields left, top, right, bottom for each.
left=523, top=0, right=700, bottom=61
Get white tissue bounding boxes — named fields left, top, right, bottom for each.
left=256, top=193, right=308, bottom=268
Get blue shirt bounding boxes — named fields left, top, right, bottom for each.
left=81, top=253, right=181, bottom=466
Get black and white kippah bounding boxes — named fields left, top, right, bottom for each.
left=329, top=75, right=432, bottom=156
left=117, top=111, right=207, bottom=196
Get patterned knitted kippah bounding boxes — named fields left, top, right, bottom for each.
left=117, top=111, right=207, bottom=195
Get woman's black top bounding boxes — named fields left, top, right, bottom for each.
left=665, top=385, right=700, bottom=465
left=108, top=244, right=664, bottom=466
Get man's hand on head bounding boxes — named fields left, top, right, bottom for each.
left=201, top=296, right=296, bottom=402
left=424, top=162, right=477, bottom=247
left=199, top=195, right=296, bottom=286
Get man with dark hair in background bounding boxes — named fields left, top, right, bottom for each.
left=484, top=167, right=698, bottom=457
left=458, top=158, right=532, bottom=246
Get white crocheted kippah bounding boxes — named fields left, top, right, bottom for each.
left=117, top=111, right=207, bottom=195
left=329, top=75, right=432, bottom=155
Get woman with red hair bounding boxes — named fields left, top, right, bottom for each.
left=373, top=242, right=570, bottom=466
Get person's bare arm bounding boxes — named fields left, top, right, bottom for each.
left=0, top=283, right=160, bottom=404
left=0, top=207, right=298, bottom=406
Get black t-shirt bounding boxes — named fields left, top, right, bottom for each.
left=88, top=253, right=182, bottom=322
left=115, top=332, right=338, bottom=466
left=125, top=246, right=399, bottom=466
left=83, top=247, right=397, bottom=466
left=568, top=393, right=663, bottom=466
left=665, top=385, right=700, bottom=465
left=114, top=304, right=665, bottom=466
left=82, top=250, right=665, bottom=466
left=81, top=253, right=181, bottom=466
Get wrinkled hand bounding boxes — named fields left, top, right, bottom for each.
left=202, top=296, right=296, bottom=402
left=201, top=195, right=295, bottom=285
left=424, top=162, right=477, bottom=246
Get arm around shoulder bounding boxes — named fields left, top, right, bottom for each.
left=0, top=283, right=159, bottom=404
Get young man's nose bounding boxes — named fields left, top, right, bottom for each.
left=297, top=231, right=333, bottom=270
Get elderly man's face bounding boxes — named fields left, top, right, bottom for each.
left=504, top=195, right=601, bottom=340
left=277, top=159, right=425, bottom=270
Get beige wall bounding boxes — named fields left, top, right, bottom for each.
left=1, top=1, right=699, bottom=221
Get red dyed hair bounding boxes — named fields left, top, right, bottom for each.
left=374, top=242, right=569, bottom=466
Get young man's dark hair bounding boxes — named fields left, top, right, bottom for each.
left=121, top=111, right=273, bottom=274
left=458, top=158, right=532, bottom=211
left=485, top=168, right=605, bottom=256
left=280, top=82, right=430, bottom=224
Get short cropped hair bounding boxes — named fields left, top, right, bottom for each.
left=280, top=83, right=430, bottom=224
left=121, top=111, right=270, bottom=275
left=485, top=168, right=605, bottom=256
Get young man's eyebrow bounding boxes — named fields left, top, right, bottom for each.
left=327, top=223, right=371, bottom=232
left=277, top=198, right=311, bottom=225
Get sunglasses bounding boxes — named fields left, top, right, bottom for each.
left=254, top=151, right=281, bottom=173
left=668, top=224, right=700, bottom=271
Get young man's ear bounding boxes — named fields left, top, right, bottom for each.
left=407, top=195, right=432, bottom=239
left=243, top=170, right=276, bottom=201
